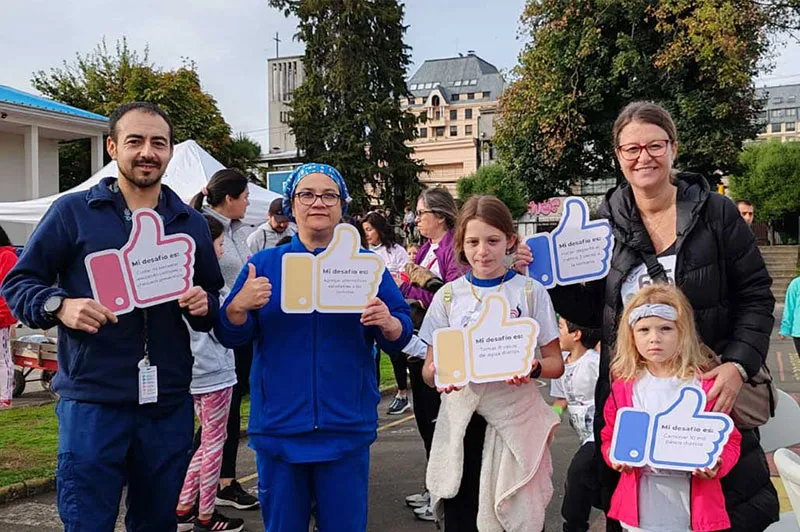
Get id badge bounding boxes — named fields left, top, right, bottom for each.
left=138, top=358, right=158, bottom=404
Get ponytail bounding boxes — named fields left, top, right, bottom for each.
left=193, top=169, right=248, bottom=212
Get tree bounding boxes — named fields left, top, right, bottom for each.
left=456, top=164, right=529, bottom=219
left=729, top=141, right=800, bottom=221
left=495, top=0, right=798, bottom=201
left=32, top=39, right=232, bottom=190
left=268, top=0, right=423, bottom=212
left=224, top=133, right=262, bottom=175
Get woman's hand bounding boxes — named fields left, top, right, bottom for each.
left=611, top=462, right=633, bottom=474
left=700, top=362, right=745, bottom=413
left=693, top=460, right=721, bottom=480
left=512, top=242, right=533, bottom=274
left=361, top=297, right=402, bottom=341
left=227, top=264, right=271, bottom=325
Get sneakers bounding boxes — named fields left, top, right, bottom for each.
left=413, top=503, right=435, bottom=522
left=405, top=489, right=430, bottom=508
left=193, top=511, right=244, bottom=532
left=387, top=395, right=411, bottom=415
left=216, top=480, right=260, bottom=510
left=177, top=507, right=197, bottom=532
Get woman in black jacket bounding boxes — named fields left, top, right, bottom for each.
left=528, top=101, right=778, bottom=531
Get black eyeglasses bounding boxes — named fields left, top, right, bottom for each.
left=616, top=140, right=671, bottom=161
left=415, top=209, right=436, bottom=219
left=294, top=191, right=341, bottom=207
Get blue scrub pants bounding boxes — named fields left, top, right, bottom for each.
left=256, top=445, right=370, bottom=532
left=55, top=396, right=194, bottom=532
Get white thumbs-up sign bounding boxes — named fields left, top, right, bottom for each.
left=433, top=294, right=539, bottom=388
left=281, top=224, right=385, bottom=313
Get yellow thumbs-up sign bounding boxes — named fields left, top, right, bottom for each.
left=433, top=294, right=539, bottom=387
left=281, top=224, right=385, bottom=313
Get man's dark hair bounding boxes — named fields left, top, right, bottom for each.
left=565, top=320, right=602, bottom=349
left=109, top=102, right=175, bottom=146
left=735, top=199, right=754, bottom=208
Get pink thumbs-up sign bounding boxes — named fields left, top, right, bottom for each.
left=85, top=209, right=196, bottom=315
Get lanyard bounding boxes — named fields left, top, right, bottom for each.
left=142, top=309, right=150, bottom=365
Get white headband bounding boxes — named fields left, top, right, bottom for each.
left=628, top=303, right=678, bottom=325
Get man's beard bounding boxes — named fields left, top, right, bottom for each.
left=119, top=159, right=165, bottom=189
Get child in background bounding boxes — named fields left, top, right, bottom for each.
left=779, top=276, right=800, bottom=356
left=407, top=243, right=419, bottom=265
left=551, top=318, right=602, bottom=532
left=601, top=284, right=741, bottom=532
left=176, top=216, right=243, bottom=532
left=0, top=225, right=17, bottom=409
left=420, top=195, right=563, bottom=532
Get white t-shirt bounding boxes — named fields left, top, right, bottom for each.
left=621, top=370, right=698, bottom=532
left=620, top=254, right=677, bottom=307
left=550, top=349, right=600, bottom=443
left=420, top=243, right=441, bottom=277
left=370, top=243, right=409, bottom=275
left=419, top=272, right=560, bottom=356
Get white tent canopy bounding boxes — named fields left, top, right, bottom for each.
left=0, top=140, right=279, bottom=227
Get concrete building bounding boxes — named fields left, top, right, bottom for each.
left=401, top=52, right=505, bottom=195
left=0, top=85, right=107, bottom=243
left=756, top=83, right=800, bottom=142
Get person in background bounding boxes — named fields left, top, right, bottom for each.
left=176, top=215, right=243, bottom=532
left=736, top=199, right=754, bottom=226
left=779, top=275, right=800, bottom=356
left=363, top=212, right=411, bottom=415
left=190, top=169, right=260, bottom=512
left=403, top=206, right=416, bottom=243
left=407, top=243, right=420, bottom=265
left=0, top=225, right=18, bottom=409
left=1, top=102, right=223, bottom=530
left=246, top=197, right=297, bottom=254
left=551, top=318, right=602, bottom=532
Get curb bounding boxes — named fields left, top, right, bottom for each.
left=0, top=476, right=56, bottom=505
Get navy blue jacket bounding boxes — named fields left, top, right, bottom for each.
left=1, top=177, right=224, bottom=406
left=216, top=234, right=412, bottom=461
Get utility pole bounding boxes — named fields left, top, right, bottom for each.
left=274, top=32, right=281, bottom=58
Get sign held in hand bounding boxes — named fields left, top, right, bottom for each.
left=85, top=209, right=196, bottom=315
left=281, top=224, right=385, bottom=313
left=433, top=294, right=539, bottom=387
left=526, top=197, right=614, bottom=288
left=610, top=386, right=734, bottom=472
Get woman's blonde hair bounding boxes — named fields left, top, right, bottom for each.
left=611, top=284, right=708, bottom=381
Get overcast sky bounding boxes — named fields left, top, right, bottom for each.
left=4, top=0, right=799, bottom=152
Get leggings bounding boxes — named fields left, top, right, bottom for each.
left=407, top=358, right=441, bottom=458
left=179, top=387, right=233, bottom=516
left=388, top=351, right=408, bottom=391
left=0, top=327, right=11, bottom=408
left=794, top=337, right=800, bottom=356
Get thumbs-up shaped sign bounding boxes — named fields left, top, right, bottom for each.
left=526, top=197, right=614, bottom=288
left=433, top=294, right=539, bottom=388
left=281, top=224, right=384, bottom=313
left=610, top=386, right=734, bottom=472
left=85, top=209, right=196, bottom=315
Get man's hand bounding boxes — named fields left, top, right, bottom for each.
left=512, top=242, right=533, bottom=274
left=361, top=298, right=402, bottom=341
left=178, top=287, right=209, bottom=317
left=700, top=362, right=745, bottom=413
left=56, top=298, right=118, bottom=334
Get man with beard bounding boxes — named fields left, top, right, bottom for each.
left=1, top=102, right=224, bottom=531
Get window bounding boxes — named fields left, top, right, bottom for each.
left=774, top=97, right=784, bottom=104
left=450, top=126, right=458, bottom=136
left=465, top=109, right=473, bottom=120
left=434, top=126, right=445, bottom=137
left=465, top=124, right=473, bottom=135
left=450, top=109, right=458, bottom=120
left=452, top=94, right=460, bottom=101
left=787, top=122, right=796, bottom=132
left=419, top=127, right=427, bottom=138
left=482, top=91, right=490, bottom=99
left=408, top=97, right=415, bottom=105
left=772, top=109, right=784, bottom=118
left=409, top=84, right=417, bottom=90
left=787, top=108, right=797, bottom=117
left=279, top=111, right=290, bottom=123
left=789, top=96, right=797, bottom=103
left=467, top=93, right=475, bottom=100
left=771, top=123, right=782, bottom=133
left=454, top=80, right=462, bottom=87
left=469, top=79, right=478, bottom=85
left=432, top=95, right=440, bottom=107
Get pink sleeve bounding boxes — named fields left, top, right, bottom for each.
left=601, top=386, right=619, bottom=467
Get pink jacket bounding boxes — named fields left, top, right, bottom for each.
left=600, top=377, right=742, bottom=531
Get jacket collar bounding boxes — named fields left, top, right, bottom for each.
left=86, top=176, right=191, bottom=225
left=599, top=172, right=709, bottom=252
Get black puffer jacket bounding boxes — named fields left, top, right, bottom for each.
left=551, top=172, right=778, bottom=531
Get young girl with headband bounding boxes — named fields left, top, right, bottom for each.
left=601, top=284, right=742, bottom=532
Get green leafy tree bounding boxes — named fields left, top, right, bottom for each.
left=456, top=164, right=529, bottom=219
left=268, top=0, right=423, bottom=212
left=32, top=38, right=232, bottom=190
left=495, top=0, right=799, bottom=201
left=729, top=141, right=800, bottom=221
left=224, top=133, right=262, bottom=175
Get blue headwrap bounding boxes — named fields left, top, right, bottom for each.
left=282, top=162, right=351, bottom=219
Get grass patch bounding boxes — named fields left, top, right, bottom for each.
left=378, top=353, right=398, bottom=389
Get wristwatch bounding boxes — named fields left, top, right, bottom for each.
left=530, top=362, right=543, bottom=379
left=44, top=295, right=64, bottom=318
left=730, top=362, right=748, bottom=382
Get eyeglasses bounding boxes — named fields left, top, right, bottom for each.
left=616, top=140, right=671, bottom=161
left=294, top=191, right=341, bottom=207
left=415, top=209, right=436, bottom=219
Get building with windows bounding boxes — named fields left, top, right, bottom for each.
left=401, top=52, right=505, bottom=195
left=756, top=83, right=800, bottom=142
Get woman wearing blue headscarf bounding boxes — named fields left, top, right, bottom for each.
left=216, top=163, right=413, bottom=532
